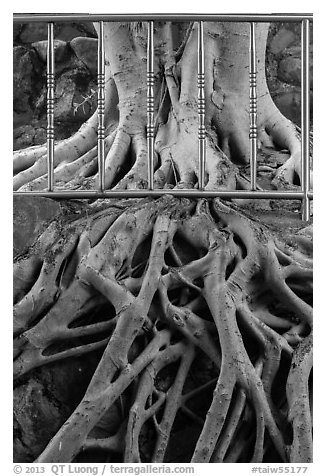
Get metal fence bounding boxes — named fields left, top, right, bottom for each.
left=13, top=13, right=313, bottom=221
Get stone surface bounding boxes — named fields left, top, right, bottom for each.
left=13, top=24, right=23, bottom=44
left=13, top=196, right=62, bottom=257
left=53, top=69, right=97, bottom=123
left=14, top=354, right=101, bottom=462
left=70, top=37, right=98, bottom=74
left=13, top=47, right=36, bottom=115
left=18, top=22, right=95, bottom=44
left=278, top=55, right=301, bottom=86
left=278, top=50, right=313, bottom=88
left=14, top=378, right=64, bottom=462
left=32, top=39, right=68, bottom=63
left=271, top=89, right=302, bottom=125
left=19, top=23, right=59, bottom=44
left=270, top=27, right=296, bottom=55
left=56, top=23, right=96, bottom=41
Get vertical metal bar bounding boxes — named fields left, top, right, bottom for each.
left=97, top=21, right=105, bottom=191
left=147, top=21, right=154, bottom=190
left=198, top=21, right=206, bottom=190
left=301, top=19, right=310, bottom=221
left=47, top=23, right=55, bottom=191
left=249, top=22, right=257, bottom=191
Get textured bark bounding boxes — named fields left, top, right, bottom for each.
left=13, top=21, right=308, bottom=192
left=13, top=21, right=313, bottom=463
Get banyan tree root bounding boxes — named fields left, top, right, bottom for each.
left=13, top=196, right=313, bottom=463
left=13, top=22, right=310, bottom=193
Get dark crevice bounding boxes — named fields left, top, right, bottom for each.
left=42, top=330, right=110, bottom=356
left=232, top=233, right=247, bottom=259
left=285, top=277, right=313, bottom=306
left=172, top=231, right=200, bottom=264
left=55, top=236, right=80, bottom=291
left=68, top=298, right=116, bottom=328
left=225, top=256, right=238, bottom=280
left=131, top=231, right=153, bottom=276
left=193, top=301, right=214, bottom=322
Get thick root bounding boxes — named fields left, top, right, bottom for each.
left=14, top=197, right=312, bottom=463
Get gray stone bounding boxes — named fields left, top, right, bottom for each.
left=77, top=21, right=97, bottom=38
left=278, top=56, right=301, bottom=86
left=13, top=24, right=23, bottom=43
left=14, top=352, right=100, bottom=462
left=32, top=39, right=68, bottom=63
left=270, top=28, right=296, bottom=55
left=14, top=379, right=63, bottom=462
left=13, top=196, right=61, bottom=257
left=13, top=124, right=36, bottom=150
left=278, top=53, right=313, bottom=88
left=53, top=70, right=77, bottom=121
left=70, top=37, right=98, bottom=74
left=13, top=46, right=35, bottom=114
left=272, top=89, right=301, bottom=124
left=283, top=45, right=302, bottom=58
left=19, top=23, right=61, bottom=44
left=14, top=124, right=47, bottom=150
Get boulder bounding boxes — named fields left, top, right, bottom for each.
left=13, top=46, right=36, bottom=115
left=32, top=39, right=68, bottom=63
left=14, top=378, right=64, bottom=462
left=70, top=37, right=98, bottom=74
left=13, top=24, right=23, bottom=44
left=278, top=56, right=301, bottom=87
left=19, top=23, right=61, bottom=44
left=277, top=47, right=312, bottom=87
left=270, top=27, right=296, bottom=55
left=14, top=354, right=101, bottom=462
left=13, top=196, right=62, bottom=257
left=272, top=89, right=301, bottom=125
left=56, top=22, right=96, bottom=41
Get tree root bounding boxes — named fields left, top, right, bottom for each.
left=14, top=196, right=312, bottom=462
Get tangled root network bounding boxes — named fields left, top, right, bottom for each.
left=13, top=196, right=312, bottom=463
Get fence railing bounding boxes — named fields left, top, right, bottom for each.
left=13, top=13, right=313, bottom=221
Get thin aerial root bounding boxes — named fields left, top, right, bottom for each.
left=36, top=328, right=171, bottom=463
left=286, top=333, right=313, bottom=463
left=211, top=388, right=246, bottom=462
left=152, top=343, right=195, bottom=462
left=66, top=318, right=117, bottom=339
left=13, top=233, right=80, bottom=335
left=191, top=367, right=235, bottom=462
left=251, top=412, right=265, bottom=463
left=159, top=287, right=220, bottom=365
left=264, top=245, right=313, bottom=327
left=179, top=406, right=205, bottom=426
left=82, top=432, right=124, bottom=454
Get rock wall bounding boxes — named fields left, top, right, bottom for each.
left=266, top=22, right=313, bottom=126
left=13, top=22, right=98, bottom=149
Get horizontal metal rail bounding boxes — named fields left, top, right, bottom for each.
left=13, top=13, right=313, bottom=22
left=13, top=190, right=313, bottom=200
